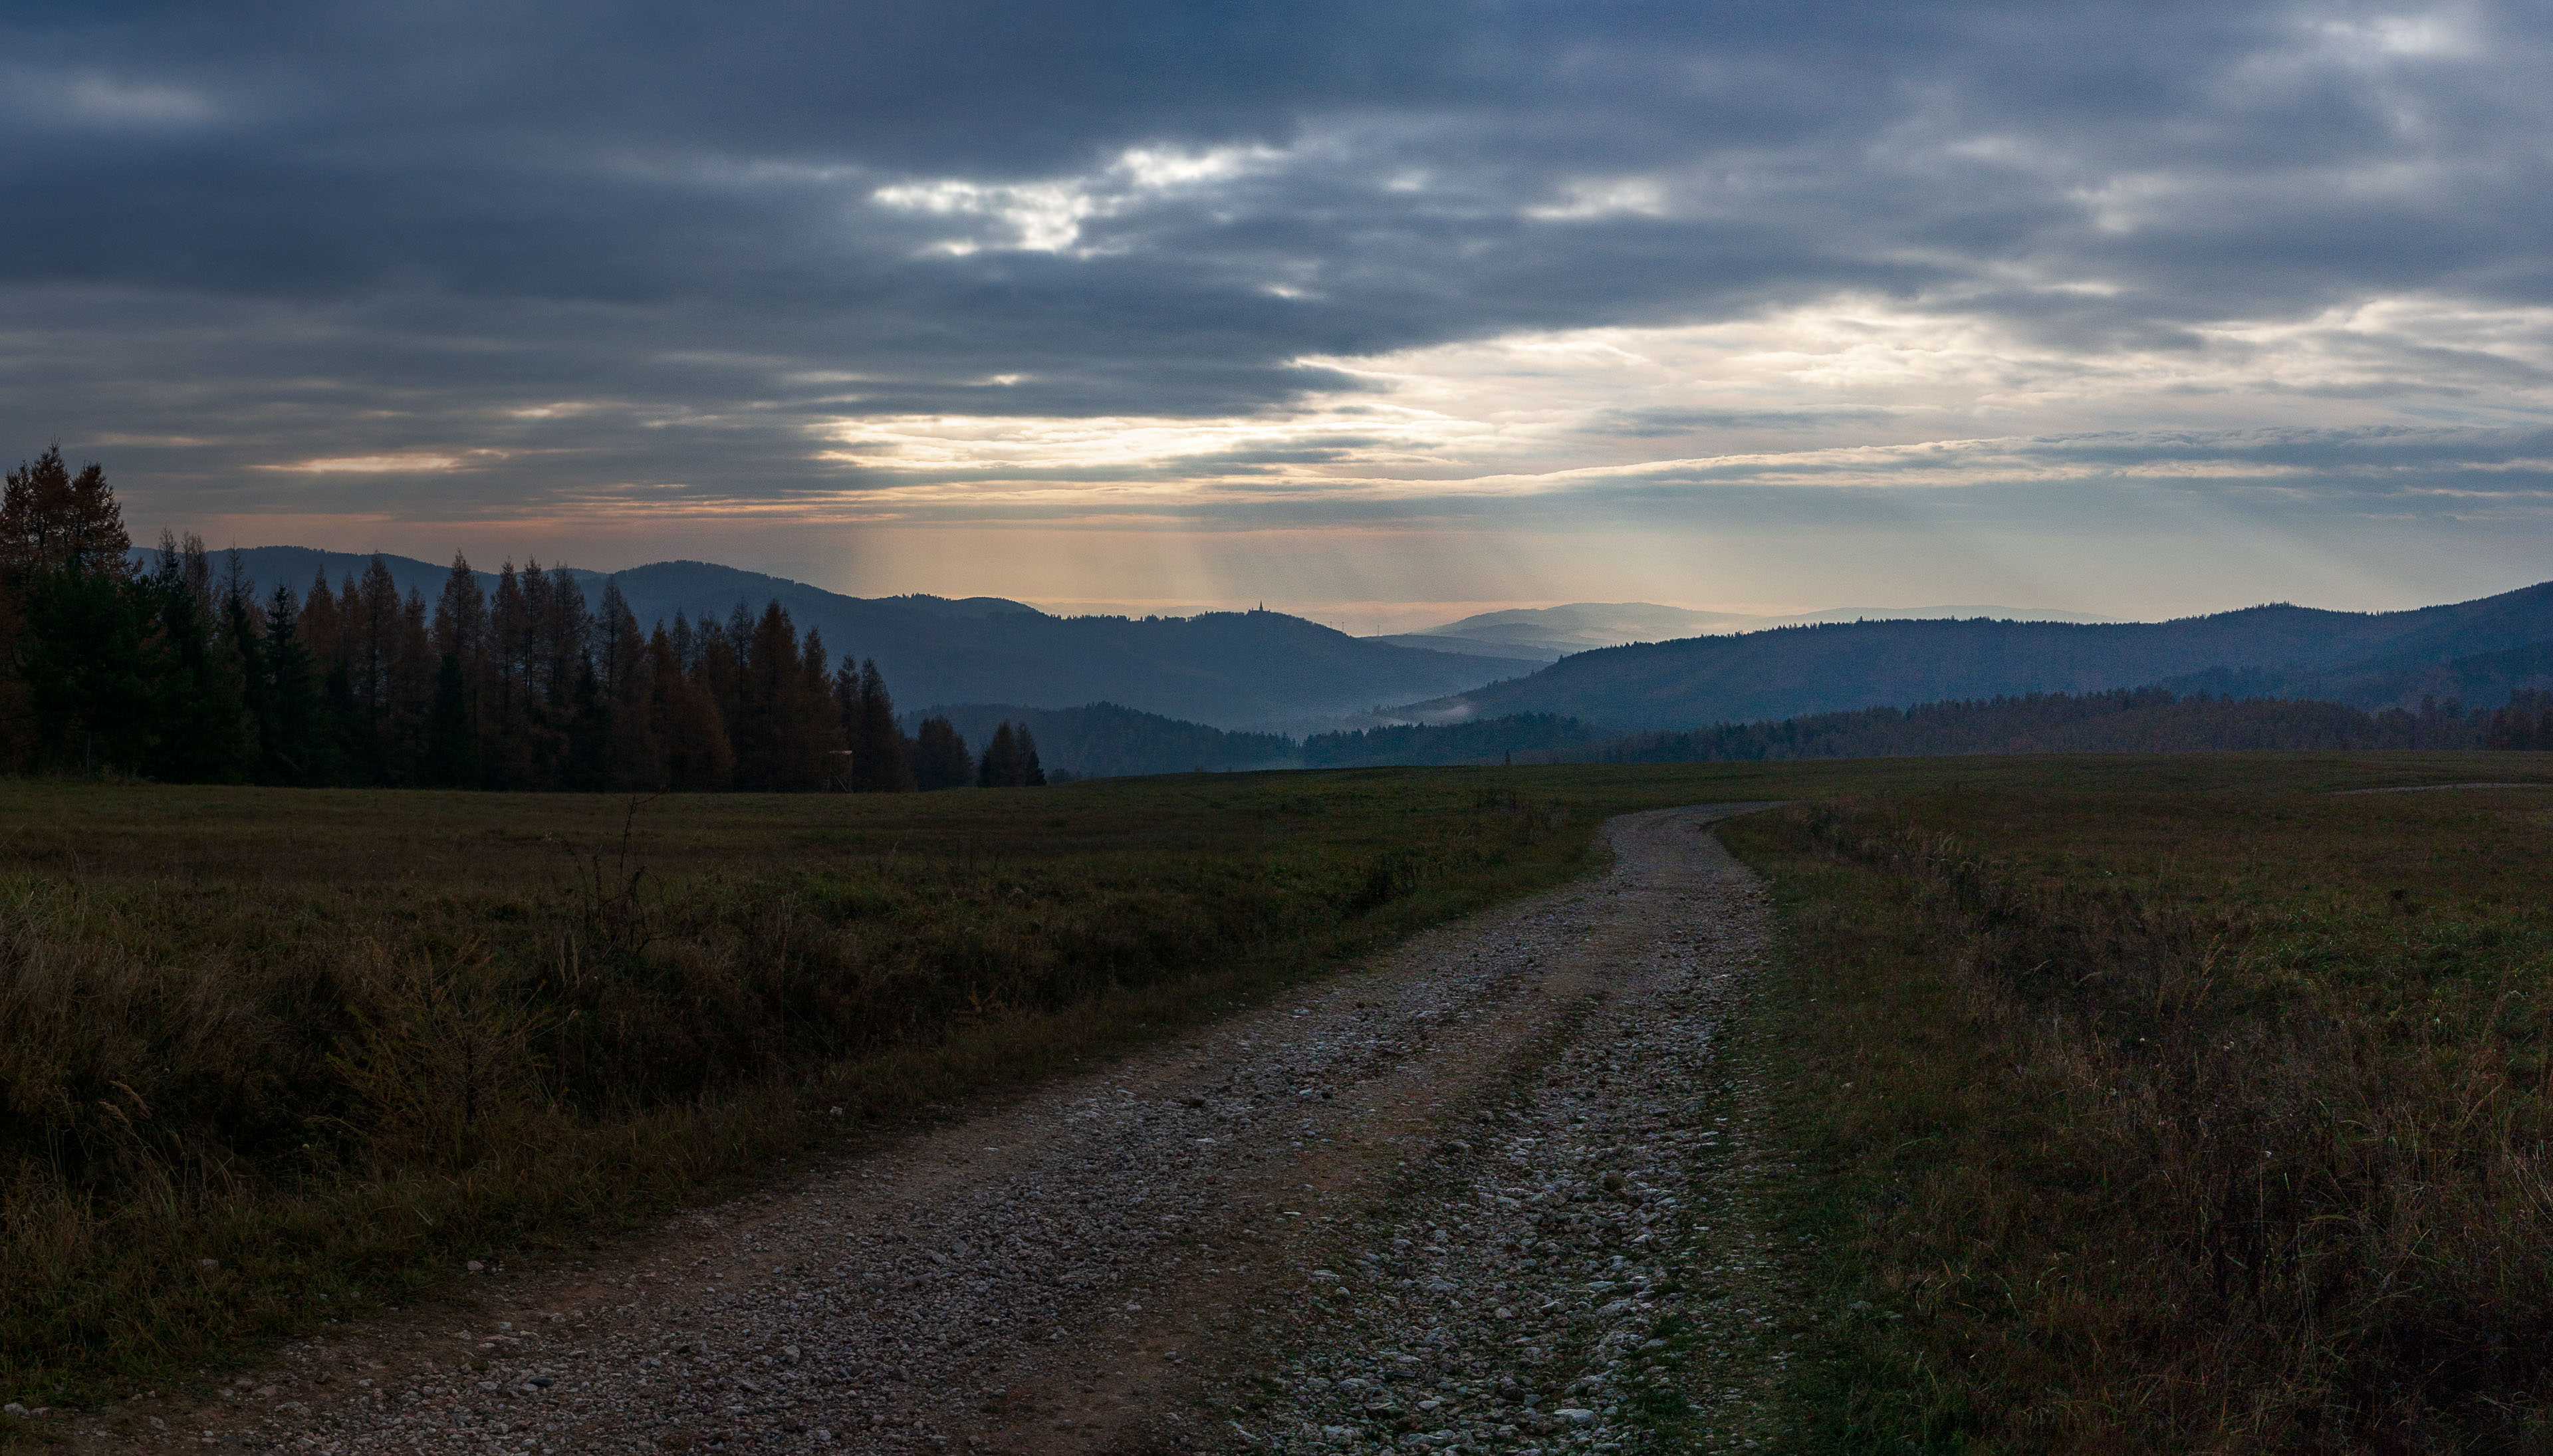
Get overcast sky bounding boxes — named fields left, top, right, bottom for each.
left=7, top=0, right=2550, bottom=624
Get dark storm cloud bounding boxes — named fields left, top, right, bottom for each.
left=5, top=0, right=2550, bottom=517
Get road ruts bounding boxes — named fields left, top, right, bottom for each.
left=1218, top=804, right=1794, bottom=1455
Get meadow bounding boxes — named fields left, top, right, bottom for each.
left=0, top=765, right=1774, bottom=1415
left=3, top=753, right=2550, bottom=1451
left=1725, top=757, right=2553, bottom=1452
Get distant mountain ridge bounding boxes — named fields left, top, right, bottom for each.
left=136, top=546, right=1522, bottom=729
left=1413, top=582, right=2553, bottom=730
left=1378, top=600, right=2120, bottom=663
left=146, top=547, right=2553, bottom=745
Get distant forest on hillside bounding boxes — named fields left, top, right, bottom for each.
left=0, top=449, right=1046, bottom=790
left=1304, top=689, right=2553, bottom=768
left=915, top=702, right=1294, bottom=779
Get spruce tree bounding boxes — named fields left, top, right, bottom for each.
left=853, top=658, right=915, bottom=791
left=912, top=716, right=971, bottom=790
left=138, top=535, right=249, bottom=783
left=257, top=586, right=330, bottom=785
left=21, top=559, right=152, bottom=772
left=4, top=449, right=148, bottom=773
left=424, top=652, right=480, bottom=787
left=1015, top=723, right=1046, bottom=787
left=977, top=721, right=1021, bottom=787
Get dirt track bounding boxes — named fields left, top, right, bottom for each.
left=76, top=803, right=1789, bottom=1455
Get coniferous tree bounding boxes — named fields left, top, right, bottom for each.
left=299, top=567, right=341, bottom=666
left=562, top=658, right=609, bottom=790
left=977, top=721, right=1022, bottom=788
left=433, top=554, right=487, bottom=673
left=1016, top=724, right=1046, bottom=787
left=138, top=534, right=250, bottom=782
left=322, top=658, right=364, bottom=783
left=424, top=651, right=480, bottom=787
left=516, top=562, right=564, bottom=784
left=21, top=556, right=151, bottom=771
left=485, top=562, right=535, bottom=788
left=849, top=658, right=916, bottom=791
left=596, top=580, right=661, bottom=789
left=691, top=609, right=745, bottom=778
left=912, top=715, right=971, bottom=790
left=431, top=554, right=487, bottom=785
left=0, top=467, right=945, bottom=792
left=650, top=623, right=732, bottom=790
left=0, top=446, right=130, bottom=578
left=344, top=556, right=406, bottom=776
left=734, top=602, right=805, bottom=790
left=221, top=561, right=269, bottom=765
left=796, top=627, right=847, bottom=788
left=257, top=586, right=330, bottom=785
left=384, top=587, right=435, bottom=782
left=538, top=564, right=588, bottom=704
left=3, top=448, right=144, bottom=773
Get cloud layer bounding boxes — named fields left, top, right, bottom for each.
left=5, top=0, right=2550, bottom=613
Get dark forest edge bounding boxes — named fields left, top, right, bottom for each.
left=0, top=448, right=1044, bottom=791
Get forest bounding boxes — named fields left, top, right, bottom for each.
left=1304, top=688, right=2553, bottom=767
left=1588, top=685, right=2553, bottom=761
left=0, top=449, right=1043, bottom=792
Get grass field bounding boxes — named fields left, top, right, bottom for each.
left=1723, top=756, right=2553, bottom=1452
left=4, top=753, right=2550, bottom=1448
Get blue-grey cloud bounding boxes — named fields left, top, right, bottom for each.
left=5, top=0, right=2552, bottom=537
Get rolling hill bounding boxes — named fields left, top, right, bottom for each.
left=1374, top=600, right=2121, bottom=662
left=141, top=548, right=1521, bottom=729
left=1413, top=582, right=2553, bottom=731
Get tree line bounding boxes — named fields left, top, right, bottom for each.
left=1583, top=688, right=2545, bottom=763
left=1306, top=689, right=2553, bottom=768
left=0, top=447, right=1045, bottom=790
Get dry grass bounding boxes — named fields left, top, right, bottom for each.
left=7, top=751, right=2548, bottom=1442
left=1724, top=763, right=2553, bottom=1452
left=0, top=771, right=1657, bottom=1415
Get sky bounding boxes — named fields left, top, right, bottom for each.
left=6, top=0, right=2551, bottom=626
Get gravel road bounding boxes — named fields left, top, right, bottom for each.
left=76, top=803, right=1791, bottom=1456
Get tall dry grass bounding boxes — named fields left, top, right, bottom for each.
left=0, top=774, right=1601, bottom=1415
left=1736, top=796, right=2553, bottom=1451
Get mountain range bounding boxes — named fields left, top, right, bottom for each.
left=1371, top=600, right=2120, bottom=664
left=150, top=546, right=2553, bottom=763
left=142, top=547, right=1524, bottom=729
left=1411, top=582, right=2553, bottom=731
